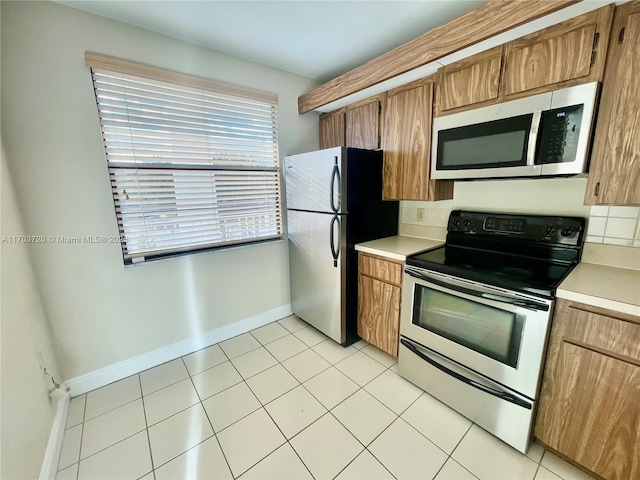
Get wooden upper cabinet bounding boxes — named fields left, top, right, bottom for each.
left=586, top=2, right=640, bottom=206
left=345, top=95, right=383, bottom=150
left=382, top=77, right=453, bottom=201
left=503, top=6, right=614, bottom=97
left=319, top=109, right=345, bottom=149
left=319, top=94, right=382, bottom=150
left=535, top=300, right=640, bottom=480
left=436, top=46, right=503, bottom=115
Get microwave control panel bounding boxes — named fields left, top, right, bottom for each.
left=537, top=104, right=584, bottom=165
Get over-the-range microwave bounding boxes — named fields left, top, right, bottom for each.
left=431, top=82, right=599, bottom=180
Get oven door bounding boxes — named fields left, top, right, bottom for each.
left=400, top=267, right=553, bottom=399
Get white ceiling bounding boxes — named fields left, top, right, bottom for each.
left=55, top=0, right=485, bottom=82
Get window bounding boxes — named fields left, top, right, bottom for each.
left=85, top=53, right=282, bottom=264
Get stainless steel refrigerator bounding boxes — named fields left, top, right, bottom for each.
left=285, top=147, right=399, bottom=345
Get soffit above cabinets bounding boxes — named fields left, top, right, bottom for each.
left=53, top=0, right=484, bottom=82
left=312, top=1, right=619, bottom=113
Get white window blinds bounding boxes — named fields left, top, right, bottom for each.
left=85, top=53, right=282, bottom=264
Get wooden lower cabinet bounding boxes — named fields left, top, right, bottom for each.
left=357, top=253, right=403, bottom=357
left=535, top=299, right=640, bottom=480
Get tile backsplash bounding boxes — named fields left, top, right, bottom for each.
left=586, top=206, right=640, bottom=247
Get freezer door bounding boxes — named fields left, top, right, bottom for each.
left=288, top=209, right=346, bottom=344
left=285, top=147, right=345, bottom=214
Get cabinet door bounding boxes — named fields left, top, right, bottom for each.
left=586, top=3, right=640, bottom=205
left=436, top=46, right=503, bottom=115
left=503, top=6, right=613, bottom=97
left=357, top=274, right=401, bottom=357
left=345, top=95, right=382, bottom=150
left=382, top=77, right=453, bottom=201
left=535, top=300, right=640, bottom=479
left=537, top=344, right=640, bottom=480
left=319, top=109, right=345, bottom=149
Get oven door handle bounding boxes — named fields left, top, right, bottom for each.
left=400, top=338, right=532, bottom=410
left=406, top=268, right=549, bottom=312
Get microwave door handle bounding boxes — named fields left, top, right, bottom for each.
left=406, top=268, right=548, bottom=312
left=527, top=111, right=542, bottom=166
left=400, top=339, right=532, bottom=409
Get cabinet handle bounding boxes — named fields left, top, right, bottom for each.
left=594, top=182, right=600, bottom=196
left=618, top=27, right=625, bottom=44
left=590, top=32, right=599, bottom=67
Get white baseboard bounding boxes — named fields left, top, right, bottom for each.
left=65, top=304, right=292, bottom=396
left=39, top=389, right=71, bottom=480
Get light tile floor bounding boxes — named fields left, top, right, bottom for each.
left=57, top=315, right=596, bottom=480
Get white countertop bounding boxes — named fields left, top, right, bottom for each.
left=355, top=235, right=443, bottom=261
left=557, top=262, right=640, bottom=316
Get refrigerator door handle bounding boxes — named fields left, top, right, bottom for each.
left=330, top=156, right=341, bottom=213
left=330, top=214, right=340, bottom=267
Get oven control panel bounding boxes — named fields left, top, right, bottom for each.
left=448, top=210, right=585, bottom=246
left=484, top=217, right=527, bottom=233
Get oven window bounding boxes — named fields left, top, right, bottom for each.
left=412, top=285, right=524, bottom=368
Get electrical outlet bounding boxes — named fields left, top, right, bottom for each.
left=417, top=208, right=425, bottom=223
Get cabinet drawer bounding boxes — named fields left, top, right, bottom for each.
left=562, top=305, right=640, bottom=362
left=359, top=254, right=403, bottom=285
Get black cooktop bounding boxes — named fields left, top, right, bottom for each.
left=406, top=211, right=586, bottom=299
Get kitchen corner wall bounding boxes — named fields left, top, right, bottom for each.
left=1, top=146, right=63, bottom=480
left=399, top=177, right=640, bottom=249
left=1, top=1, right=319, bottom=382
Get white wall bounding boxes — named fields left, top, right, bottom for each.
left=1, top=1, right=319, bottom=381
left=400, top=178, right=640, bottom=248
left=1, top=145, right=64, bottom=479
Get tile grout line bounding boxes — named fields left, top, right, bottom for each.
left=219, top=338, right=303, bottom=478
left=70, top=383, right=149, bottom=475
left=183, top=356, right=235, bottom=479
left=72, top=319, right=571, bottom=480
left=137, top=374, right=157, bottom=480
left=75, top=394, right=88, bottom=480
left=327, top=400, right=399, bottom=480
left=532, top=462, right=543, bottom=480
left=223, top=335, right=319, bottom=479
left=447, top=422, right=474, bottom=467
left=142, top=353, right=236, bottom=475
left=233, top=331, right=362, bottom=479
left=74, top=331, right=390, bottom=478
left=218, top=341, right=301, bottom=478
left=289, top=354, right=396, bottom=478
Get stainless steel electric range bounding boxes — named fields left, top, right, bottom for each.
left=398, top=210, right=585, bottom=453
